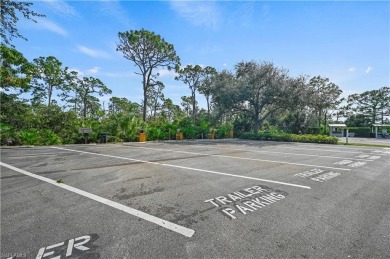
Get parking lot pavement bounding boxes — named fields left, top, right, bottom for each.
left=1, top=140, right=389, bottom=258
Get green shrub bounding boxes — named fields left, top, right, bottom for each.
left=40, top=130, right=62, bottom=145
left=238, top=132, right=338, bottom=144
left=18, top=130, right=40, bottom=145
left=0, top=123, right=16, bottom=145
left=347, top=127, right=371, bottom=137
left=306, top=127, right=321, bottom=135
left=17, top=129, right=62, bottom=145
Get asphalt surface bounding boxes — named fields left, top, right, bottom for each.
left=1, top=139, right=389, bottom=258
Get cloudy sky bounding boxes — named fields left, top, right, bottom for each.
left=15, top=0, right=389, bottom=108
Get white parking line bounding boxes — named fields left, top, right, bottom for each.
left=0, top=162, right=195, bottom=237
left=51, top=147, right=312, bottom=189
left=122, top=145, right=351, bottom=172
left=0, top=162, right=195, bottom=238
left=272, top=145, right=388, bottom=154
left=124, top=144, right=373, bottom=162
left=247, top=143, right=390, bottom=154
left=194, top=140, right=387, bottom=154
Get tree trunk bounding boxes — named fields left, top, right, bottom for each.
left=192, top=91, right=196, bottom=125
left=324, top=112, right=327, bottom=134
left=253, top=117, right=260, bottom=132
left=83, top=100, right=87, bottom=119
left=74, top=93, right=77, bottom=113
left=142, top=73, right=148, bottom=122
left=206, top=95, right=210, bottom=121
left=142, top=87, right=147, bottom=121
left=318, top=110, right=322, bottom=131
left=381, top=109, right=384, bottom=124
left=253, top=107, right=260, bottom=132
left=48, top=89, right=52, bottom=106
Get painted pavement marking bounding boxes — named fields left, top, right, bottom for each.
left=125, top=143, right=374, bottom=161
left=0, top=162, right=195, bottom=238
left=218, top=142, right=387, bottom=154
left=294, top=169, right=341, bottom=183
left=122, top=145, right=352, bottom=171
left=51, top=147, right=311, bottom=189
left=204, top=185, right=287, bottom=220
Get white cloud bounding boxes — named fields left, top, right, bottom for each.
left=43, top=0, right=79, bottom=17
left=157, top=69, right=178, bottom=78
left=87, top=67, right=101, bottom=75
left=35, top=19, right=68, bottom=36
left=99, top=1, right=133, bottom=28
left=365, top=66, right=373, bottom=74
left=170, top=1, right=221, bottom=29
left=348, top=67, right=356, bottom=72
left=100, top=72, right=138, bottom=78
left=68, top=68, right=136, bottom=78
left=77, top=45, right=111, bottom=59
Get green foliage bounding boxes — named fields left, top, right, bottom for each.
left=0, top=0, right=45, bottom=47
left=0, top=123, right=16, bottom=145
left=175, top=65, right=216, bottom=125
left=0, top=44, right=33, bottom=92
left=31, top=56, right=71, bottom=106
left=73, top=76, right=112, bottom=118
left=17, top=129, right=62, bottom=145
left=0, top=93, right=33, bottom=130
left=39, top=129, right=62, bottom=145
left=345, top=114, right=371, bottom=127
left=214, top=122, right=233, bottom=139
left=117, top=28, right=180, bottom=121
left=18, top=130, right=38, bottom=145
left=347, top=87, right=390, bottom=125
left=347, top=127, right=372, bottom=138
left=238, top=132, right=338, bottom=144
left=306, top=127, right=321, bottom=135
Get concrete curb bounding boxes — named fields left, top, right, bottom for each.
left=0, top=145, right=35, bottom=149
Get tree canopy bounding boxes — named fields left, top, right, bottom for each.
left=116, top=28, right=180, bottom=121
left=0, top=44, right=33, bottom=93
left=347, top=86, right=390, bottom=125
left=0, top=0, right=44, bottom=46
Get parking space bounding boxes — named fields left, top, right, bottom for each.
left=1, top=140, right=389, bottom=258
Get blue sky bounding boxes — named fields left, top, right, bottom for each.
left=15, top=0, right=389, bottom=108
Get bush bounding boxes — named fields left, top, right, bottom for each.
left=40, top=130, right=62, bottom=145
left=238, top=132, right=338, bottom=144
left=0, top=123, right=16, bottom=145
left=17, top=129, right=62, bottom=145
left=18, top=130, right=40, bottom=145
left=347, top=127, right=371, bottom=138
left=306, top=127, right=321, bottom=135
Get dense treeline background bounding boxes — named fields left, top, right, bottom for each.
left=1, top=2, right=389, bottom=145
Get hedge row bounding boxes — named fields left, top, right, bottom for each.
left=347, top=127, right=371, bottom=138
left=238, top=132, right=339, bottom=144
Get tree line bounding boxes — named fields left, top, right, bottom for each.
left=1, top=1, right=389, bottom=145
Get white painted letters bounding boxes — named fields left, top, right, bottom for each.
left=204, top=199, right=219, bottom=207
left=36, top=235, right=91, bottom=259
left=222, top=208, right=236, bottom=219
left=205, top=186, right=287, bottom=219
